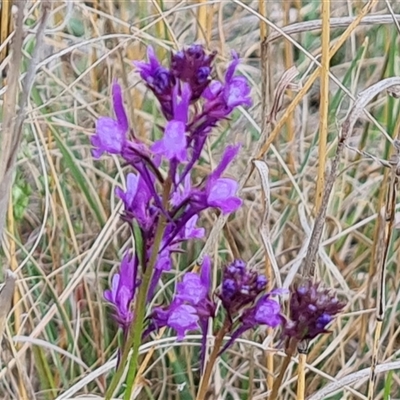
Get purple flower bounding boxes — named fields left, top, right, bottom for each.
left=149, top=256, right=214, bottom=340
left=152, top=121, right=187, bottom=161
left=134, top=46, right=173, bottom=96
left=152, top=83, right=191, bottom=162
left=206, top=178, right=242, bottom=214
left=171, top=174, right=192, bottom=206
left=223, top=52, right=252, bottom=108
left=176, top=144, right=242, bottom=216
left=181, top=215, right=205, bottom=239
left=116, top=173, right=153, bottom=230
left=217, top=259, right=284, bottom=354
left=242, top=294, right=283, bottom=328
left=204, top=145, right=242, bottom=213
left=283, top=280, right=345, bottom=341
left=134, top=46, right=175, bottom=119
left=92, top=82, right=128, bottom=158
left=154, top=247, right=172, bottom=272
left=202, top=51, right=252, bottom=120
left=176, top=272, right=208, bottom=305
left=153, top=302, right=199, bottom=340
left=104, top=252, right=140, bottom=330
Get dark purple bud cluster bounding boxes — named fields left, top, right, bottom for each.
left=216, top=260, right=284, bottom=354
left=219, top=259, right=268, bottom=315
left=283, top=280, right=345, bottom=342
left=170, top=44, right=216, bottom=101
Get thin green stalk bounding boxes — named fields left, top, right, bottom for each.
left=123, top=214, right=167, bottom=399
left=105, top=180, right=172, bottom=399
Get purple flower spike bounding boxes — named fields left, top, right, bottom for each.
left=217, top=260, right=284, bottom=355
left=92, top=82, right=128, bottom=158
left=104, top=252, right=140, bottom=330
left=283, top=280, right=345, bottom=341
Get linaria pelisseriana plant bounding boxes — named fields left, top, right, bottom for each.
left=91, top=44, right=279, bottom=399
left=91, top=44, right=345, bottom=400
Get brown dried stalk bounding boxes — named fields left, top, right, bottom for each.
left=0, top=0, right=50, bottom=266
left=367, top=140, right=400, bottom=399
left=0, top=0, right=50, bottom=344
left=302, top=77, right=400, bottom=278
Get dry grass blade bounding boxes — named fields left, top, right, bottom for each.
left=0, top=0, right=26, bottom=251
left=0, top=270, right=16, bottom=347
left=297, top=352, right=307, bottom=400
left=367, top=140, right=400, bottom=399
left=268, top=66, right=300, bottom=124
left=315, top=0, right=330, bottom=212
left=302, top=77, right=400, bottom=278
left=0, top=0, right=12, bottom=67
left=0, top=0, right=50, bottom=254
left=253, top=160, right=282, bottom=288
left=268, top=14, right=400, bottom=43
left=308, top=360, right=400, bottom=400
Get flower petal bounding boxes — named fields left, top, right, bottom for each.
left=152, top=120, right=187, bottom=162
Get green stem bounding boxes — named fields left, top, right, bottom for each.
left=195, top=320, right=231, bottom=400
left=268, top=338, right=298, bottom=400
left=105, top=180, right=171, bottom=400
left=123, top=216, right=167, bottom=399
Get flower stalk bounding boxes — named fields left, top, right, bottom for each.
left=104, top=212, right=168, bottom=400
left=297, top=352, right=307, bottom=400
left=196, top=319, right=231, bottom=400
left=268, top=338, right=298, bottom=400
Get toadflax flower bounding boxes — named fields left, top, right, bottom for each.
left=217, top=259, right=284, bottom=354
left=92, top=82, right=128, bottom=158
left=283, top=280, right=345, bottom=342
left=147, top=256, right=215, bottom=340
left=104, top=252, right=140, bottom=332
left=151, top=83, right=191, bottom=162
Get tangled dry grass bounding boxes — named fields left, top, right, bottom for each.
left=2, top=1, right=400, bottom=399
